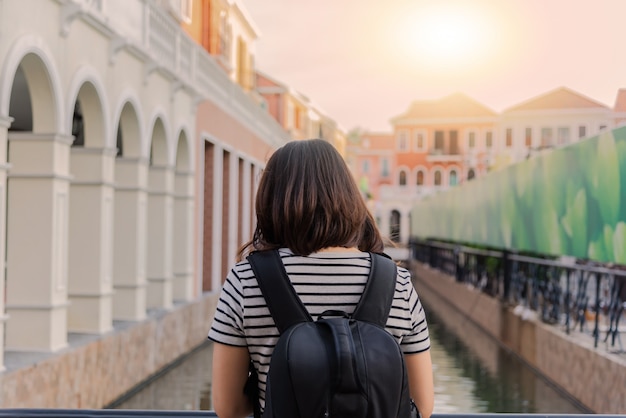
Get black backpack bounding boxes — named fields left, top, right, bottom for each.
left=247, top=250, right=415, bottom=418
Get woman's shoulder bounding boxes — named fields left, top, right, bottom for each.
left=395, top=264, right=414, bottom=288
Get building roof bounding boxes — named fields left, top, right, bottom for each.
left=613, top=88, right=626, bottom=112
left=503, top=87, right=609, bottom=112
left=391, top=92, right=497, bottom=122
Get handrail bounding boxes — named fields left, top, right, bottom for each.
left=410, top=238, right=626, bottom=350
left=0, top=410, right=623, bottom=418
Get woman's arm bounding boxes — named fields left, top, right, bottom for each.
left=212, top=342, right=253, bottom=418
left=405, top=350, right=434, bottom=418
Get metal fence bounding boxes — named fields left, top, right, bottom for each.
left=410, top=238, right=626, bottom=351
left=0, top=410, right=624, bottom=418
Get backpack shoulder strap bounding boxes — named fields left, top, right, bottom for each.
left=247, top=249, right=312, bottom=333
left=352, top=252, right=397, bottom=327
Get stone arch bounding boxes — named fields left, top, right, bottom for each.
left=147, top=115, right=170, bottom=166
left=146, top=113, right=173, bottom=309
left=112, top=94, right=143, bottom=158
left=448, top=167, right=459, bottom=186
left=414, top=165, right=427, bottom=186
left=173, top=128, right=194, bottom=302
left=1, top=35, right=64, bottom=133
left=66, top=67, right=110, bottom=148
left=111, top=96, right=148, bottom=322
left=398, top=166, right=409, bottom=186
left=174, top=128, right=191, bottom=171
left=3, top=40, right=69, bottom=352
left=65, top=72, right=114, bottom=335
left=433, top=168, right=443, bottom=186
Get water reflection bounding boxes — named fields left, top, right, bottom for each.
left=425, top=303, right=587, bottom=414
left=112, top=309, right=586, bottom=413
left=110, top=343, right=214, bottom=410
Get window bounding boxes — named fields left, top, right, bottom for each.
left=414, top=131, right=426, bottom=151
left=416, top=170, right=424, bottom=186
left=362, top=160, right=369, bottom=174
left=541, top=127, right=553, bottom=147
left=599, top=125, right=607, bottom=132
left=434, top=170, right=442, bottom=186
left=467, top=169, right=475, bottom=180
left=449, top=170, right=458, bottom=186
left=505, top=128, right=513, bottom=147
left=397, top=130, right=409, bottom=151
left=578, top=125, right=587, bottom=139
left=399, top=170, right=407, bottom=186
left=557, top=127, right=570, bottom=145
left=525, top=127, right=532, bottom=148
left=168, top=0, right=193, bottom=23
left=449, top=130, right=459, bottom=154
left=434, top=131, right=444, bottom=151
left=468, top=132, right=476, bottom=149
left=485, top=131, right=493, bottom=148
left=381, top=158, right=389, bottom=177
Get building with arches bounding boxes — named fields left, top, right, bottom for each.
left=0, top=0, right=288, bottom=396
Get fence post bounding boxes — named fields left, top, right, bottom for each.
left=454, top=246, right=462, bottom=282
left=503, top=250, right=511, bottom=302
left=594, top=272, right=601, bottom=348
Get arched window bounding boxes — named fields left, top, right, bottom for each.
left=399, top=170, right=407, bottom=186
left=467, top=169, right=476, bottom=180
left=449, top=170, right=458, bottom=186
left=434, top=170, right=442, bottom=186
left=416, top=170, right=424, bottom=186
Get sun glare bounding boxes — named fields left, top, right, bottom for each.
left=394, top=4, right=491, bottom=72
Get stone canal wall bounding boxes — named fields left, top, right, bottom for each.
left=0, top=293, right=220, bottom=408
left=411, top=261, right=626, bottom=414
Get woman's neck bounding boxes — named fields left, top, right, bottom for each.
left=317, top=246, right=360, bottom=253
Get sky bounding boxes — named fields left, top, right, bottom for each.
left=243, top=0, right=626, bottom=132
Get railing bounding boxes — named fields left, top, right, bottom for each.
left=410, top=238, right=626, bottom=351
left=70, top=0, right=290, bottom=148
left=0, top=410, right=623, bottom=418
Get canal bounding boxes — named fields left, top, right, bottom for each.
left=110, top=303, right=588, bottom=413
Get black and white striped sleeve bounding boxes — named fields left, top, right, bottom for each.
left=398, top=269, right=431, bottom=354
left=208, top=267, right=247, bottom=347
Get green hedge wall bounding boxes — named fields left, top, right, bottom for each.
left=410, top=126, right=626, bottom=264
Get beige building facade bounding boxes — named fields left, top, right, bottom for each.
left=0, top=0, right=287, bottom=374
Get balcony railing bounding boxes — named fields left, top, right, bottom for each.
left=426, top=148, right=463, bottom=162
left=68, top=0, right=290, bottom=148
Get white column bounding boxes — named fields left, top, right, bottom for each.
left=147, top=164, right=174, bottom=309
left=5, top=132, right=73, bottom=351
left=240, top=160, right=252, bottom=246
left=0, top=116, right=12, bottom=369
left=67, top=147, right=116, bottom=334
left=228, top=152, right=239, bottom=264
left=173, top=169, right=194, bottom=301
left=113, top=157, right=149, bottom=321
left=211, top=145, right=223, bottom=291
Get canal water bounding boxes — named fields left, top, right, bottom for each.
left=111, top=304, right=587, bottom=413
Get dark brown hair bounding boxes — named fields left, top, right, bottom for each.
left=238, top=139, right=384, bottom=259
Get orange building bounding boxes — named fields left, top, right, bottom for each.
left=256, top=71, right=348, bottom=154
left=256, top=71, right=311, bottom=141
left=353, top=93, right=498, bottom=243
left=181, top=0, right=290, bottom=292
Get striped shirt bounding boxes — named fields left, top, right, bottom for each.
left=208, top=248, right=431, bottom=410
